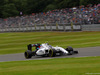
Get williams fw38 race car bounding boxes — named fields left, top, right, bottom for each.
left=24, top=43, right=78, bottom=59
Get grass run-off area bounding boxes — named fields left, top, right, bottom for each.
left=0, top=31, right=100, bottom=55
left=0, top=56, right=100, bottom=75
left=0, top=31, right=100, bottom=75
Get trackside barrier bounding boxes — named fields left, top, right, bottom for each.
left=82, top=24, right=100, bottom=31
left=0, top=23, right=81, bottom=32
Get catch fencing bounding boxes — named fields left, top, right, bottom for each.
left=82, top=24, right=100, bottom=31
left=0, top=23, right=100, bottom=32
left=0, top=23, right=81, bottom=32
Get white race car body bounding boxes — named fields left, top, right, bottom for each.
left=36, top=43, right=68, bottom=56
left=24, top=43, right=78, bottom=59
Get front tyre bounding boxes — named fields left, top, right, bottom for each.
left=49, top=49, right=56, bottom=57
left=66, top=46, right=74, bottom=55
left=24, top=50, right=32, bottom=59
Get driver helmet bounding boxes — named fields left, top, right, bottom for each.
left=36, top=43, right=41, bottom=46
left=46, top=43, right=49, bottom=45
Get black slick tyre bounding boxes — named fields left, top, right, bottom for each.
left=49, top=49, right=56, bottom=57
left=66, top=46, right=74, bottom=55
left=24, top=50, right=32, bottom=59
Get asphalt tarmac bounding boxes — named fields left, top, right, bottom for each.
left=0, top=47, right=100, bottom=62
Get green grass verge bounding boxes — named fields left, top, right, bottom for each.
left=0, top=31, right=100, bottom=54
left=0, top=56, right=100, bottom=75
left=0, top=32, right=100, bottom=75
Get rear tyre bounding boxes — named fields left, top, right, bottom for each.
left=24, top=50, right=32, bottom=59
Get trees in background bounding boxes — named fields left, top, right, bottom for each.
left=80, top=0, right=100, bottom=6
left=0, top=0, right=100, bottom=18
left=0, top=0, right=6, bottom=18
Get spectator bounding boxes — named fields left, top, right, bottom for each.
left=0, top=4, right=100, bottom=29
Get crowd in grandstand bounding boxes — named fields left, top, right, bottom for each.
left=0, top=4, right=100, bottom=28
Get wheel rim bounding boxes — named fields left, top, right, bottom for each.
left=49, top=50, right=53, bottom=57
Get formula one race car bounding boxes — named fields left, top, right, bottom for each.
left=24, top=43, right=78, bottom=59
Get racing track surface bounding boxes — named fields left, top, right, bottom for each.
left=0, top=47, right=100, bottom=62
